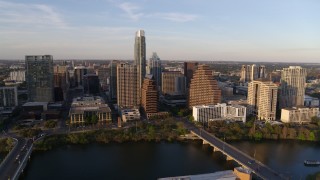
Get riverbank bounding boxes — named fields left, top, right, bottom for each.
left=0, top=137, right=15, bottom=164
left=34, top=119, right=189, bottom=151
left=306, top=171, right=320, bottom=180
left=0, top=137, right=15, bottom=153
left=207, top=120, right=320, bottom=141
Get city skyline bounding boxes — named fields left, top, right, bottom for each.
left=0, top=0, right=320, bottom=62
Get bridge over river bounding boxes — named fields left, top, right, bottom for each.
left=183, top=120, right=286, bottom=180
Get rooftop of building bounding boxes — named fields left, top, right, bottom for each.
left=193, top=103, right=246, bottom=109
left=288, top=66, right=303, bottom=69
left=282, top=106, right=319, bottom=110
left=121, top=108, right=140, bottom=113
left=23, top=102, right=48, bottom=107
left=162, top=71, right=182, bottom=74
left=72, top=95, right=104, bottom=102
left=70, top=104, right=111, bottom=114
left=84, top=74, right=98, bottom=77
left=234, top=167, right=252, bottom=174
left=158, top=170, right=237, bottom=180
left=145, top=74, right=153, bottom=79
left=74, top=66, right=86, bottom=69
left=305, top=95, right=319, bottom=100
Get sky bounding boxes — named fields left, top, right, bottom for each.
left=0, top=0, right=319, bottom=62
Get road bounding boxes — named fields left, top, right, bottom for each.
left=182, top=120, right=286, bottom=180
left=0, top=136, right=29, bottom=180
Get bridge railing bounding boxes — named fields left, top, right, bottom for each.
left=12, top=144, right=33, bottom=180
left=194, top=128, right=283, bottom=179
left=0, top=137, right=18, bottom=173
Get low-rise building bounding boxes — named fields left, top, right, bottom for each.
left=193, top=103, right=247, bottom=123
left=69, top=96, right=111, bottom=124
left=304, top=95, right=319, bottom=107
left=159, top=94, right=186, bottom=107
left=121, top=108, right=140, bottom=122
left=146, top=112, right=169, bottom=120
left=281, top=107, right=319, bottom=123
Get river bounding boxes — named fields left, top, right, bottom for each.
left=21, top=140, right=320, bottom=180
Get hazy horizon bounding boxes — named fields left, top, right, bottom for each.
left=0, top=0, right=319, bottom=62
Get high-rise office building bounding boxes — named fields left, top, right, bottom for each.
left=7, top=70, right=25, bottom=82
left=117, top=63, right=139, bottom=108
left=74, top=66, right=87, bottom=88
left=161, top=71, right=186, bottom=95
left=141, top=75, right=158, bottom=113
left=83, top=74, right=100, bottom=95
left=240, top=64, right=266, bottom=83
left=188, top=65, right=221, bottom=109
left=54, top=65, right=69, bottom=101
left=0, top=86, right=18, bottom=108
left=109, top=60, right=118, bottom=101
left=184, top=62, right=198, bottom=88
left=96, top=67, right=109, bottom=91
left=26, top=55, right=54, bottom=102
left=247, top=80, right=278, bottom=121
left=134, top=30, right=146, bottom=99
left=280, top=66, right=307, bottom=108
left=148, top=52, right=162, bottom=90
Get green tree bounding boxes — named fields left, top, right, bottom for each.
left=309, top=131, right=316, bottom=141
left=176, top=122, right=187, bottom=135
left=85, top=116, right=91, bottom=124
left=265, top=123, right=274, bottom=133
left=253, top=131, right=263, bottom=141
left=44, top=120, right=57, bottom=128
left=298, top=131, right=306, bottom=140
left=91, top=114, right=98, bottom=124
left=311, top=116, right=320, bottom=124
left=147, top=125, right=156, bottom=139
left=188, top=115, right=194, bottom=122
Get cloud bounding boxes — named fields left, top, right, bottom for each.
left=116, top=1, right=197, bottom=23
left=0, top=0, right=67, bottom=28
left=118, top=2, right=143, bottom=21
left=152, top=13, right=198, bottom=22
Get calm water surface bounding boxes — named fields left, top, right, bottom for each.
left=21, top=141, right=236, bottom=180
left=231, top=140, right=320, bottom=179
left=21, top=140, right=320, bottom=180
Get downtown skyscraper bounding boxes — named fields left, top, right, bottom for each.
left=134, top=30, right=146, bottom=99
left=26, top=55, right=54, bottom=102
left=117, top=63, right=139, bottom=108
left=247, top=80, right=278, bottom=121
left=188, top=65, right=221, bottom=109
left=240, top=64, right=266, bottom=83
left=148, top=52, right=161, bottom=90
left=280, top=66, right=307, bottom=108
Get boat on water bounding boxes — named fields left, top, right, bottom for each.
left=304, top=160, right=320, bottom=166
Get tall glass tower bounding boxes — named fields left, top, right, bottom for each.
left=26, top=55, right=54, bottom=102
left=134, top=30, right=146, bottom=98
left=148, top=52, right=162, bottom=90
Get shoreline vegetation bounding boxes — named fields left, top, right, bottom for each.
left=33, top=117, right=320, bottom=152
left=34, top=118, right=188, bottom=151
left=3, top=118, right=320, bottom=178
left=0, top=137, right=15, bottom=163
left=306, top=171, right=320, bottom=180
left=205, top=117, right=320, bottom=141
left=0, top=138, right=15, bottom=153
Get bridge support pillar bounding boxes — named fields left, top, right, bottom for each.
left=213, top=147, right=220, bottom=152
left=226, top=156, right=233, bottom=161
left=202, top=140, right=209, bottom=145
